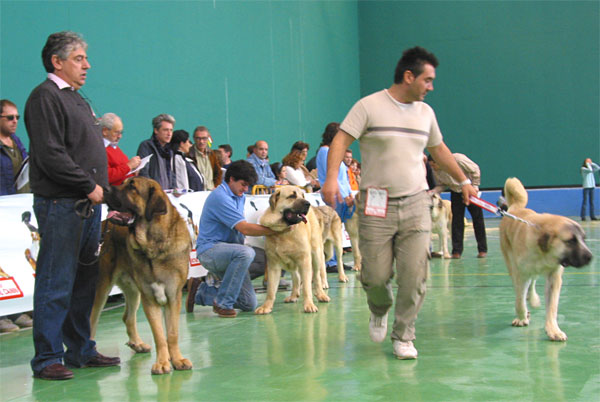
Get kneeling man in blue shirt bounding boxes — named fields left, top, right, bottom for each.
left=190, top=160, right=281, bottom=317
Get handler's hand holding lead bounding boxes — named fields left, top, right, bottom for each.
left=461, top=184, right=477, bottom=205
left=321, top=179, right=342, bottom=207
left=87, top=184, right=104, bottom=205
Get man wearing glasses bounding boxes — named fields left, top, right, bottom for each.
left=0, top=99, right=28, bottom=195
left=189, top=126, right=222, bottom=190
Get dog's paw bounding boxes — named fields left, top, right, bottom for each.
left=284, top=296, right=298, bottom=303
left=151, top=360, right=172, bottom=375
left=546, top=327, right=567, bottom=342
left=126, top=341, right=152, bottom=353
left=352, top=264, right=361, bottom=271
left=322, top=280, right=330, bottom=289
left=338, top=273, right=349, bottom=283
left=512, top=317, right=530, bottom=327
left=443, top=253, right=451, bottom=259
left=172, top=357, right=193, bottom=371
left=316, top=293, right=330, bottom=303
left=303, top=302, right=319, bottom=313
left=254, top=305, right=273, bottom=315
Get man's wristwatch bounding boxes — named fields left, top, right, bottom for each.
left=459, top=179, right=472, bottom=187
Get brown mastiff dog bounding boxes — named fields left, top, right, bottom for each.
left=256, top=186, right=330, bottom=314
left=90, top=177, right=192, bottom=374
left=499, top=177, right=592, bottom=341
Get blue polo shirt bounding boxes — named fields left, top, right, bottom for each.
left=196, top=182, right=246, bottom=254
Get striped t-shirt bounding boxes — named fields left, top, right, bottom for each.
left=340, top=89, right=443, bottom=198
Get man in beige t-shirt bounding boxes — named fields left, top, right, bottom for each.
left=322, top=46, right=477, bottom=360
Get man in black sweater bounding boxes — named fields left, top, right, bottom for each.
left=24, top=31, right=119, bottom=381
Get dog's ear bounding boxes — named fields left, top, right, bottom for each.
left=145, top=185, right=168, bottom=221
left=269, top=190, right=280, bottom=211
left=537, top=232, right=552, bottom=253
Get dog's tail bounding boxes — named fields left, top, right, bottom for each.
left=504, top=177, right=528, bottom=209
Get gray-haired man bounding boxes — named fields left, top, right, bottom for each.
left=137, top=113, right=176, bottom=189
left=25, top=31, right=120, bottom=380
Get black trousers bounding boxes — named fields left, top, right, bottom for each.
left=450, top=191, right=488, bottom=255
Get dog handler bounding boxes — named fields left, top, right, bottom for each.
left=187, top=160, right=281, bottom=317
left=25, top=31, right=120, bottom=380
left=322, top=46, right=477, bottom=359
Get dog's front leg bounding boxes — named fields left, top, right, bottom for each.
left=165, top=292, right=192, bottom=370
left=300, top=255, right=319, bottom=313
left=545, top=267, right=567, bottom=341
left=140, top=295, right=171, bottom=374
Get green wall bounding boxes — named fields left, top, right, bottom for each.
left=358, top=0, right=599, bottom=188
left=0, top=0, right=360, bottom=164
left=2, top=1, right=598, bottom=188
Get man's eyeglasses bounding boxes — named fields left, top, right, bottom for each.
left=1, top=114, right=20, bottom=121
left=194, top=137, right=209, bottom=141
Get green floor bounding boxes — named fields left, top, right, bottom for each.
left=1, top=219, right=599, bottom=401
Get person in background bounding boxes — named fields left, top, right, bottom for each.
left=25, top=30, right=119, bottom=381
left=99, top=112, right=140, bottom=186
left=0, top=99, right=28, bottom=195
left=218, top=144, right=233, bottom=169
left=247, top=140, right=287, bottom=191
left=137, top=114, right=176, bottom=189
left=429, top=152, right=487, bottom=259
left=344, top=149, right=359, bottom=192
left=188, top=126, right=222, bottom=190
left=170, top=129, right=205, bottom=191
left=581, top=158, right=600, bottom=221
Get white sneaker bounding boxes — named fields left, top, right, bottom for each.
left=393, top=340, right=418, bottom=360
left=369, top=312, right=388, bottom=343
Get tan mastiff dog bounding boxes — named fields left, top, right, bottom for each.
left=499, top=177, right=592, bottom=341
left=256, top=186, right=330, bottom=314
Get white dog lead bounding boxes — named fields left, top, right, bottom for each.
left=469, top=196, right=537, bottom=227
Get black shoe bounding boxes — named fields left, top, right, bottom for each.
left=592, top=217, right=599, bottom=221
left=34, top=363, right=74, bottom=380
left=581, top=217, right=587, bottom=221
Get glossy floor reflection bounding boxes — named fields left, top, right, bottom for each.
left=1, top=219, right=599, bottom=401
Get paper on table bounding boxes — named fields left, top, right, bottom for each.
left=129, top=154, right=152, bottom=175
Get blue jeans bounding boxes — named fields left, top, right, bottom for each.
left=195, top=243, right=257, bottom=311
left=31, top=197, right=101, bottom=373
left=581, top=188, right=596, bottom=219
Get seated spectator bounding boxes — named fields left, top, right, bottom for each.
left=186, top=160, right=282, bottom=317
left=246, top=144, right=255, bottom=158
left=281, top=151, right=318, bottom=191
left=170, top=129, right=205, bottom=191
left=0, top=99, right=28, bottom=195
left=218, top=144, right=233, bottom=169
left=270, top=162, right=288, bottom=185
left=289, top=141, right=320, bottom=190
left=247, top=140, right=287, bottom=191
left=99, top=112, right=140, bottom=186
left=188, top=126, right=222, bottom=190
left=344, top=149, right=359, bottom=192
left=350, top=159, right=361, bottom=189
left=137, top=114, right=176, bottom=189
